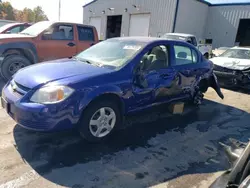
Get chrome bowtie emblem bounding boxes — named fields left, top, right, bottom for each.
left=12, top=83, right=17, bottom=91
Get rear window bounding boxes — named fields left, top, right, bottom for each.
left=77, top=26, right=94, bottom=41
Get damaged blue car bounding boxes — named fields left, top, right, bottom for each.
left=1, top=37, right=224, bottom=142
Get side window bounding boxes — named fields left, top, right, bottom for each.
left=19, top=25, right=29, bottom=32
left=42, top=24, right=74, bottom=40
left=191, top=37, right=197, bottom=46
left=174, top=45, right=198, bottom=66
left=140, top=45, right=169, bottom=71
left=77, top=26, right=94, bottom=41
left=6, top=26, right=21, bottom=33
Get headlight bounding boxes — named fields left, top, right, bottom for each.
left=30, top=85, right=74, bottom=104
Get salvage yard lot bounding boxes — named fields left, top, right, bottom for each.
left=0, top=83, right=250, bottom=187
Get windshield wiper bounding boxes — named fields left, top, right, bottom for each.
left=72, top=56, right=99, bottom=66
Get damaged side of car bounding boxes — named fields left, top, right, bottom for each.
left=213, top=64, right=250, bottom=89
left=211, top=47, right=250, bottom=89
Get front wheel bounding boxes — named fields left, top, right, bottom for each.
left=78, top=100, right=121, bottom=143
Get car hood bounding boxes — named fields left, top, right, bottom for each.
left=13, top=58, right=112, bottom=88
left=0, top=33, right=33, bottom=39
left=211, top=57, right=250, bottom=70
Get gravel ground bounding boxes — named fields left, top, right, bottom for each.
left=0, top=82, right=249, bottom=188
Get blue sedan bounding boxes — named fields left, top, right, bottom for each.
left=1, top=37, right=224, bottom=142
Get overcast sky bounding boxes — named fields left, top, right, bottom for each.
left=2, top=0, right=93, bottom=23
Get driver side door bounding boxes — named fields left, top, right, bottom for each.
left=37, top=23, right=77, bottom=62
left=132, top=43, right=181, bottom=110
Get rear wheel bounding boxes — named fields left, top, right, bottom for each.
left=1, top=54, right=31, bottom=81
left=78, top=100, right=121, bottom=143
left=192, top=79, right=208, bottom=105
left=193, top=87, right=204, bottom=105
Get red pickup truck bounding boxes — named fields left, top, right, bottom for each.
left=0, top=21, right=99, bottom=80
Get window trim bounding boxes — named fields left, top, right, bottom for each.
left=41, top=23, right=74, bottom=41
left=139, top=44, right=171, bottom=73
left=191, top=48, right=198, bottom=63
left=77, top=25, right=94, bottom=42
left=190, top=37, right=197, bottom=47
left=173, top=44, right=199, bottom=66
left=6, top=25, right=22, bottom=33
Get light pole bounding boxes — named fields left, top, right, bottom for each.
left=58, top=0, right=61, bottom=21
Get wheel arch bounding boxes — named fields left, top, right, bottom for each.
left=1, top=42, right=38, bottom=64
left=78, top=85, right=125, bottom=117
left=85, top=93, right=125, bottom=114
left=198, top=77, right=209, bottom=92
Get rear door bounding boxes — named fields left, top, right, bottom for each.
left=75, top=25, right=98, bottom=53
left=171, top=43, right=205, bottom=94
left=131, top=42, right=181, bottom=110
left=36, top=23, right=77, bottom=62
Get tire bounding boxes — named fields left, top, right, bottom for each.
left=192, top=85, right=205, bottom=106
left=78, top=99, right=121, bottom=143
left=204, top=53, right=209, bottom=59
left=1, top=54, right=31, bottom=81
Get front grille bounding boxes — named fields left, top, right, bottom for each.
left=14, top=81, right=30, bottom=92
left=10, top=80, right=31, bottom=96
left=213, top=64, right=237, bottom=74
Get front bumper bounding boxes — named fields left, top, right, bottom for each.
left=1, top=81, right=80, bottom=132
left=213, top=65, right=250, bottom=89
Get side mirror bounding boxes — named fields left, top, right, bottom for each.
left=5, top=30, right=11, bottom=34
left=42, top=31, right=52, bottom=40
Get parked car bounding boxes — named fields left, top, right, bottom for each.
left=0, top=22, right=31, bottom=34
left=1, top=37, right=224, bottom=142
left=211, top=47, right=230, bottom=57
left=211, top=46, right=250, bottom=89
left=0, top=21, right=99, bottom=81
left=0, top=19, right=17, bottom=27
left=161, top=33, right=212, bottom=59
left=210, top=138, right=250, bottom=188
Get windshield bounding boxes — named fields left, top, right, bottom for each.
left=75, top=39, right=146, bottom=68
left=219, top=48, right=250, bottom=59
left=161, top=34, right=187, bottom=41
left=20, top=21, right=52, bottom=36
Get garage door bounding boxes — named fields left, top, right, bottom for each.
left=89, top=17, right=101, bottom=38
left=129, top=14, right=150, bottom=36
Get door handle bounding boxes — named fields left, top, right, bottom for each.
left=67, top=42, right=75, bottom=47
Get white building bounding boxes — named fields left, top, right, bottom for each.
left=83, top=0, right=250, bottom=48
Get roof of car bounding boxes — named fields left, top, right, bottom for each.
left=163, top=33, right=195, bottom=37
left=109, top=36, right=164, bottom=42
left=1, top=22, right=27, bottom=27
left=107, top=37, right=196, bottom=47
left=34, top=20, right=95, bottom=28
